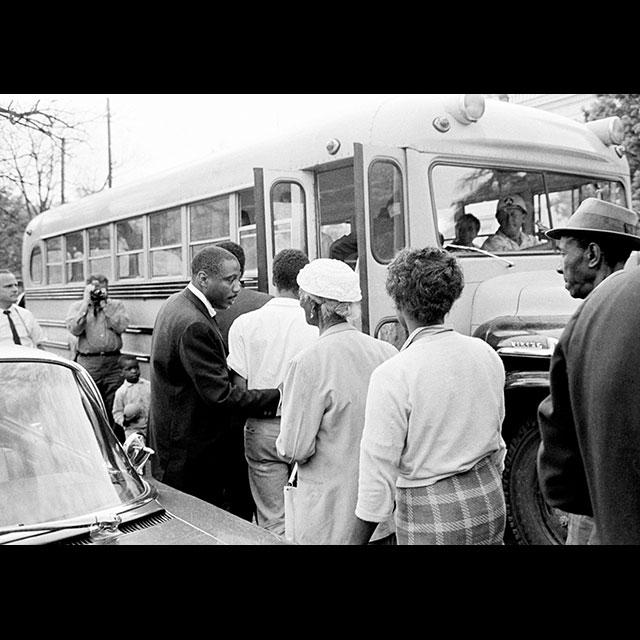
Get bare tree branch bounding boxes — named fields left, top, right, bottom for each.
left=0, top=101, right=74, bottom=139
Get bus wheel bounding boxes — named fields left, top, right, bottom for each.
left=503, top=419, right=569, bottom=545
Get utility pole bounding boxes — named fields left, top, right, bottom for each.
left=107, top=97, right=113, bottom=188
left=60, top=137, right=66, bottom=204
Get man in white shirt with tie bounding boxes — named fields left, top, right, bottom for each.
left=0, top=270, right=46, bottom=349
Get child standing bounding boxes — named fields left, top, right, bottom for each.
left=112, top=355, right=151, bottom=445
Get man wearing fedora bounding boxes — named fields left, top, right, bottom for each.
left=536, top=197, right=640, bottom=544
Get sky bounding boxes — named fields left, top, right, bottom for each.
left=1, top=94, right=393, bottom=202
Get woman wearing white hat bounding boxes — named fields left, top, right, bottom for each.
left=276, top=259, right=397, bottom=544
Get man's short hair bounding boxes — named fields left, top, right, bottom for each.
left=456, top=213, right=481, bottom=234
left=272, top=249, right=309, bottom=293
left=87, top=274, right=109, bottom=285
left=118, top=354, right=138, bottom=368
left=568, top=233, right=633, bottom=270
left=216, top=241, right=245, bottom=275
left=191, top=245, right=238, bottom=278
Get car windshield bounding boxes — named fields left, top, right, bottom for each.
left=0, top=359, right=146, bottom=528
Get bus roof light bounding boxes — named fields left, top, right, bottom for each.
left=445, top=94, right=486, bottom=125
left=432, top=116, right=451, bottom=133
left=586, top=116, right=624, bottom=146
left=326, top=138, right=341, bottom=155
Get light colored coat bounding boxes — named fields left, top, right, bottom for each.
left=277, top=323, right=397, bottom=544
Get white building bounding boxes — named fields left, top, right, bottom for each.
left=488, top=94, right=598, bottom=122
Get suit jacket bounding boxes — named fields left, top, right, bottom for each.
left=148, top=287, right=279, bottom=503
left=537, top=268, right=640, bottom=544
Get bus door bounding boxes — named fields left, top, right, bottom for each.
left=253, top=169, right=316, bottom=294
left=353, top=143, right=408, bottom=340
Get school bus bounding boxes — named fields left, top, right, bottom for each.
left=22, top=94, right=633, bottom=544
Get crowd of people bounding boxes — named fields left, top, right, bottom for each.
left=3, top=194, right=640, bottom=546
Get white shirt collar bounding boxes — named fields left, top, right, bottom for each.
left=187, top=282, right=216, bottom=318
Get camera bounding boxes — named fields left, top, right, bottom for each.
left=90, top=287, right=108, bottom=303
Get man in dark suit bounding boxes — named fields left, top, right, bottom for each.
left=537, top=198, right=640, bottom=544
left=148, top=246, right=280, bottom=511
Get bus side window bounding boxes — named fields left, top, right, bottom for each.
left=270, top=182, right=307, bottom=256
left=149, top=208, right=182, bottom=278
left=368, top=160, right=405, bottom=264
left=65, top=231, right=85, bottom=283
left=238, top=188, right=257, bottom=278
left=30, top=246, right=43, bottom=285
left=45, top=237, right=63, bottom=284
left=188, top=196, right=230, bottom=262
left=317, top=165, right=356, bottom=265
left=117, top=217, right=144, bottom=279
left=88, top=225, right=113, bottom=279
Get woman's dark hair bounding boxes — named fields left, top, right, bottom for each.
left=272, top=249, right=309, bottom=293
left=386, top=247, right=464, bottom=325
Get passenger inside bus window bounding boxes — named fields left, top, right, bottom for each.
left=445, top=213, right=481, bottom=251
left=67, top=244, right=84, bottom=282
left=329, top=215, right=358, bottom=269
left=371, top=197, right=397, bottom=261
left=481, top=195, right=541, bottom=252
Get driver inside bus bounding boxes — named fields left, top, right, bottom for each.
left=481, top=194, right=539, bottom=252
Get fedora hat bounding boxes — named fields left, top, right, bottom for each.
left=546, top=198, right=640, bottom=250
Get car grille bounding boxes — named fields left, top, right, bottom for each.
left=57, top=511, right=173, bottom=545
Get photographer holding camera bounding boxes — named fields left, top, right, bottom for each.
left=66, top=274, right=130, bottom=442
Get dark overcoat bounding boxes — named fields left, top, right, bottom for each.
left=148, top=287, right=279, bottom=505
left=537, top=268, right=640, bottom=544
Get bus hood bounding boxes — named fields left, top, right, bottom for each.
left=470, top=269, right=581, bottom=333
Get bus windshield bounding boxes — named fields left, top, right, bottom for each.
left=432, top=165, right=627, bottom=253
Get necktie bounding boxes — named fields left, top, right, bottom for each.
left=3, top=309, right=22, bottom=345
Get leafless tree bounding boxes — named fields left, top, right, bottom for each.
left=0, top=99, right=93, bottom=217
left=0, top=100, right=74, bottom=139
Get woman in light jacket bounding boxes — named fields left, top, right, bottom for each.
left=355, top=247, right=507, bottom=545
left=276, top=259, right=397, bottom=545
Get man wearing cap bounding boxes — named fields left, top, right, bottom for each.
left=482, top=194, right=540, bottom=252
left=536, top=197, right=640, bottom=544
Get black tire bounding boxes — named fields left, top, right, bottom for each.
left=503, top=420, right=569, bottom=545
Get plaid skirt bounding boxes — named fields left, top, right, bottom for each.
left=395, top=454, right=506, bottom=545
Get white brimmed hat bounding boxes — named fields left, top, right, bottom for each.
left=546, top=198, right=640, bottom=249
left=296, top=258, right=362, bottom=302
left=497, top=194, right=527, bottom=213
